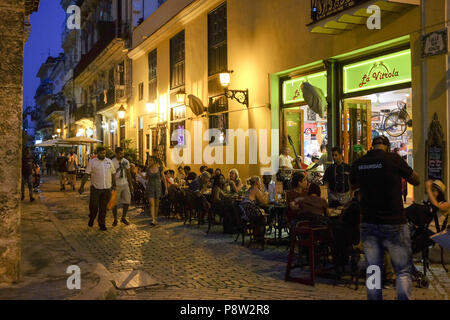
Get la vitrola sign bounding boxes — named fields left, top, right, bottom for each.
left=343, top=49, right=411, bottom=94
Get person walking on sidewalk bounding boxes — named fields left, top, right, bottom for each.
left=67, top=151, right=78, bottom=191
left=111, top=147, right=133, bottom=226
left=79, top=147, right=116, bottom=231
left=56, top=153, right=68, bottom=191
left=145, top=156, right=167, bottom=227
left=46, top=155, right=53, bottom=176
left=21, top=148, right=35, bottom=202
left=350, top=135, right=420, bottom=300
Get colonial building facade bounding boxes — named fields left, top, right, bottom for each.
left=127, top=0, right=449, bottom=202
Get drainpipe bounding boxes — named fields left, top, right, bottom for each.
left=421, top=0, right=428, bottom=199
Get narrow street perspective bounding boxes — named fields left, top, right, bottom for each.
left=5, top=176, right=446, bottom=300
left=0, top=0, right=450, bottom=307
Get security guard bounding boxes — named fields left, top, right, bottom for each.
left=350, top=135, right=420, bottom=300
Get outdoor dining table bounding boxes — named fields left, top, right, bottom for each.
left=260, top=202, right=289, bottom=244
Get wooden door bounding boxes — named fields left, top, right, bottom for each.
left=283, top=108, right=304, bottom=160
left=342, top=99, right=372, bottom=164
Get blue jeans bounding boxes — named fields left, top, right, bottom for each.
left=360, top=223, right=413, bottom=300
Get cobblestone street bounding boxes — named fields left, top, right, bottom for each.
left=37, top=177, right=449, bottom=300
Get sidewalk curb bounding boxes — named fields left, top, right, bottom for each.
left=43, top=199, right=117, bottom=300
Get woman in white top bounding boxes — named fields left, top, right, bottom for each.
left=426, top=180, right=450, bottom=232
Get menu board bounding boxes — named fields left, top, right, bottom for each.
left=428, top=146, right=443, bottom=181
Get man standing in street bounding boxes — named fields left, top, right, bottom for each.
left=350, top=135, right=420, bottom=300
left=323, top=147, right=351, bottom=208
left=79, top=147, right=116, bottom=231
left=111, top=147, right=133, bottom=226
left=56, top=152, right=68, bottom=191
left=21, top=148, right=35, bottom=202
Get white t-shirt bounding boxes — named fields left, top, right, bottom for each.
left=85, top=157, right=116, bottom=189
left=279, top=154, right=294, bottom=169
left=263, top=180, right=276, bottom=202
left=112, top=158, right=130, bottom=186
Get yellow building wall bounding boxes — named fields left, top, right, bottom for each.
left=130, top=0, right=448, bottom=193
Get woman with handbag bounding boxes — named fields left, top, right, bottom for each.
left=145, top=156, right=168, bottom=227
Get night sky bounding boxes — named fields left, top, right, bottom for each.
left=23, top=0, right=66, bottom=109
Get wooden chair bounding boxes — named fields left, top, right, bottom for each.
left=285, top=221, right=335, bottom=286
left=237, top=201, right=267, bottom=250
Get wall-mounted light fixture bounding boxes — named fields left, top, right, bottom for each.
left=118, top=105, right=126, bottom=119
left=176, top=89, right=186, bottom=104
left=56, top=128, right=61, bottom=134
left=146, top=102, right=156, bottom=113
left=219, top=70, right=248, bottom=108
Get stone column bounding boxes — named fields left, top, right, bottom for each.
left=0, top=0, right=25, bottom=284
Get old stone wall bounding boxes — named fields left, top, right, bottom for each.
left=0, top=0, right=25, bottom=284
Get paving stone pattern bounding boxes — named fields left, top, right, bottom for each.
left=39, top=177, right=449, bottom=300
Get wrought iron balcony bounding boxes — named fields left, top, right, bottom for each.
left=74, top=21, right=116, bottom=79
left=308, top=0, right=418, bottom=34
left=44, top=103, right=65, bottom=117
left=73, top=104, right=94, bottom=122
left=36, top=120, right=53, bottom=130
left=96, top=88, right=116, bottom=112
left=310, top=0, right=371, bottom=22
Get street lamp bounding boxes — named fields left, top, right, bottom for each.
left=176, top=89, right=186, bottom=104
left=118, top=105, right=126, bottom=119
left=56, top=128, right=61, bottom=134
left=218, top=70, right=249, bottom=108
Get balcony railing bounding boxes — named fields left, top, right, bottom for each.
left=36, top=121, right=53, bottom=130
left=74, top=21, right=116, bottom=79
left=35, top=82, right=53, bottom=99
left=73, top=104, right=94, bottom=122
left=96, top=88, right=116, bottom=112
left=310, top=0, right=371, bottom=22
left=45, top=103, right=65, bottom=117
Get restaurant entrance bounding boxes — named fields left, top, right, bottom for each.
left=342, top=87, right=414, bottom=201
left=341, top=99, right=372, bottom=164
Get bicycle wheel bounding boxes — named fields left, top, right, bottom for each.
left=384, top=112, right=406, bottom=137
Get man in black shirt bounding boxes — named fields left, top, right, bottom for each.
left=323, top=146, right=351, bottom=208
left=350, top=135, right=420, bottom=300
left=21, top=148, right=35, bottom=202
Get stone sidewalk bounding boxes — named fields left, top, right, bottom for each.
left=34, top=176, right=449, bottom=300
left=0, top=185, right=116, bottom=300
left=3, top=176, right=448, bottom=300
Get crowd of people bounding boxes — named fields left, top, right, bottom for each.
left=22, top=134, right=450, bottom=300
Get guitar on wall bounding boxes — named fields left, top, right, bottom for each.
left=288, top=135, right=303, bottom=170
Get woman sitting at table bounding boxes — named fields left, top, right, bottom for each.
left=211, top=174, right=240, bottom=233
left=296, top=183, right=329, bottom=226
left=285, top=172, right=308, bottom=225
left=227, top=168, right=244, bottom=194
left=240, top=176, right=268, bottom=241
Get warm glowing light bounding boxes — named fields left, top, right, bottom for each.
left=118, top=105, right=126, bottom=119
left=76, top=128, right=85, bottom=137
left=219, top=72, right=231, bottom=87
left=176, top=90, right=186, bottom=104
left=56, top=128, right=61, bottom=133
left=86, top=128, right=94, bottom=137
left=159, top=95, right=167, bottom=122
left=146, top=102, right=156, bottom=113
